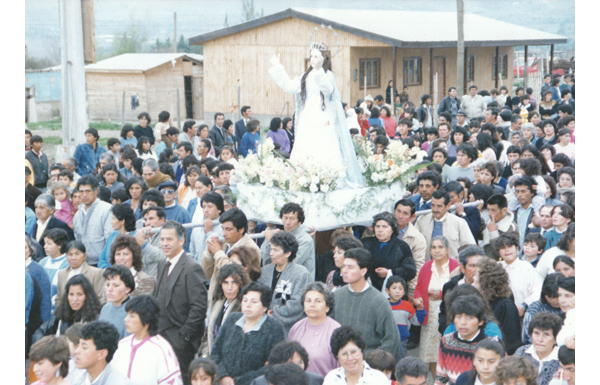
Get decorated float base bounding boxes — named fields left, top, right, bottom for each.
left=234, top=181, right=405, bottom=231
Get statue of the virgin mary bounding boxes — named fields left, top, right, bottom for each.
left=268, top=43, right=365, bottom=188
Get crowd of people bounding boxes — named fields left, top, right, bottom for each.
left=24, top=72, right=575, bottom=385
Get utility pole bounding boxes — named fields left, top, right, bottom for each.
left=59, top=0, right=89, bottom=156
left=456, top=0, right=465, bottom=96
left=174, top=12, right=177, bottom=53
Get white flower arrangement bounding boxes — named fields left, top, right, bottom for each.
left=232, top=138, right=346, bottom=193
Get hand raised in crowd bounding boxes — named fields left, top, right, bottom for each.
left=565, top=336, right=575, bottom=349
left=134, top=226, right=153, bottom=246
left=206, top=236, right=223, bottom=255
left=454, top=200, right=464, bottom=216
left=487, top=211, right=498, bottom=232
left=263, top=227, right=281, bottom=243
left=307, top=225, right=316, bottom=237
left=203, top=218, right=214, bottom=233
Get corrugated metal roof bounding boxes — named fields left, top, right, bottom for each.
left=85, top=53, right=204, bottom=72
left=189, top=8, right=567, bottom=48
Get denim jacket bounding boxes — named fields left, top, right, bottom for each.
left=73, top=143, right=106, bottom=176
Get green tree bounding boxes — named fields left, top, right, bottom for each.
left=241, top=0, right=264, bottom=22
left=111, top=21, right=148, bottom=55
left=177, top=34, right=190, bottom=52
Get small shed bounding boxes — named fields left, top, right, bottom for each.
left=25, top=65, right=62, bottom=121
left=85, top=53, right=204, bottom=122
left=190, top=8, right=566, bottom=122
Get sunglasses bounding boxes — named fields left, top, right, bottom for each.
left=161, top=189, right=175, bottom=195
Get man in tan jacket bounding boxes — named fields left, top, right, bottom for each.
left=393, top=199, right=427, bottom=298
left=201, top=208, right=260, bottom=303
left=415, top=190, right=476, bottom=259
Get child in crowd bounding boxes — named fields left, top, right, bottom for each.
left=454, top=339, right=505, bottom=385
left=51, top=183, right=74, bottom=227
left=365, top=349, right=398, bottom=385
left=58, top=170, right=75, bottom=192
left=386, top=276, right=426, bottom=359
left=106, top=137, right=121, bottom=165
left=99, top=163, right=125, bottom=193
left=436, top=295, right=490, bottom=385
left=220, top=144, right=239, bottom=168
left=356, top=107, right=370, bottom=137
left=523, top=233, right=547, bottom=267
left=189, top=357, right=218, bottom=385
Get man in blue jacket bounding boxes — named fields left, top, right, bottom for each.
left=438, top=87, right=461, bottom=125
left=73, top=128, right=106, bottom=176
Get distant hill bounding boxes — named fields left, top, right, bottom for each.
left=25, top=0, right=574, bottom=60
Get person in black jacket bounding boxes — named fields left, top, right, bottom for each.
left=26, top=135, right=49, bottom=189
left=133, top=112, right=155, bottom=145
left=438, top=87, right=461, bottom=124
left=361, top=212, right=416, bottom=291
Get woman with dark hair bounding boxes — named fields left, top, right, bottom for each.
left=211, top=282, right=286, bottom=385
left=229, top=245, right=262, bottom=281
left=258, top=232, right=312, bottom=333
left=29, top=335, right=71, bottom=385
left=454, top=339, right=505, bottom=385
left=123, top=176, right=147, bottom=218
left=266, top=117, right=291, bottom=154
left=136, top=136, right=157, bottom=160
left=120, top=124, right=138, bottom=148
left=99, top=163, right=125, bottom=193
left=206, top=264, right=251, bottom=355
left=522, top=273, right=564, bottom=345
left=158, top=148, right=174, bottom=164
left=521, top=144, right=552, bottom=175
left=109, top=234, right=155, bottom=297
left=326, top=235, right=363, bottom=291
left=282, top=117, right=295, bottom=151
left=379, top=105, right=397, bottom=138
left=98, top=203, right=137, bottom=269
left=111, top=295, right=183, bottom=384
left=33, top=275, right=102, bottom=344
left=288, top=282, right=341, bottom=376
left=448, top=126, right=469, bottom=157
left=554, top=128, right=575, bottom=163
left=414, top=236, right=460, bottom=366
left=477, top=132, right=497, bottom=161
left=223, top=119, right=237, bottom=150
left=251, top=341, right=324, bottom=385
left=367, top=106, right=385, bottom=129
left=553, top=255, right=575, bottom=277
left=361, top=212, right=416, bottom=291
left=536, top=119, right=559, bottom=150
left=134, top=112, right=154, bottom=144
left=542, top=175, right=562, bottom=206
left=543, top=204, right=574, bottom=250
left=539, top=91, right=558, bottom=120
left=540, top=143, right=556, bottom=170
left=178, top=165, right=201, bottom=210
left=536, top=224, right=575, bottom=279
left=55, top=241, right=105, bottom=310
left=474, top=257, right=522, bottom=354
left=557, top=166, right=575, bottom=190
left=324, top=325, right=389, bottom=384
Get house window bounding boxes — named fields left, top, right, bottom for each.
left=493, top=54, right=508, bottom=79
left=466, top=55, right=475, bottom=81
left=359, top=58, right=381, bottom=89
left=403, top=57, right=422, bottom=85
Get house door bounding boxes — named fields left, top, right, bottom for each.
left=432, top=56, right=446, bottom=106
left=184, top=76, right=193, bottom=119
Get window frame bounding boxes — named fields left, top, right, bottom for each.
left=359, top=58, right=381, bottom=90
left=403, top=57, right=422, bottom=86
left=466, top=55, right=475, bottom=81
left=493, top=54, right=508, bottom=79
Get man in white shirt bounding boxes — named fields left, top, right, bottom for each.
left=461, top=85, right=486, bottom=119
left=496, top=234, right=542, bottom=317
left=189, top=192, right=224, bottom=263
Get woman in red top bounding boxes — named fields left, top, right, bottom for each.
left=380, top=106, right=398, bottom=138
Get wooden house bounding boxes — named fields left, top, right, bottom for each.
left=189, top=8, right=566, bottom=122
left=85, top=53, right=204, bottom=122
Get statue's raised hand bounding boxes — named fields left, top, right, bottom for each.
left=267, top=50, right=280, bottom=67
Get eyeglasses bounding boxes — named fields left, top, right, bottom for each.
left=161, top=189, right=175, bottom=195
left=338, top=349, right=361, bottom=360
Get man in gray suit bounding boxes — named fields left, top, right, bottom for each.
left=154, top=220, right=207, bottom=385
